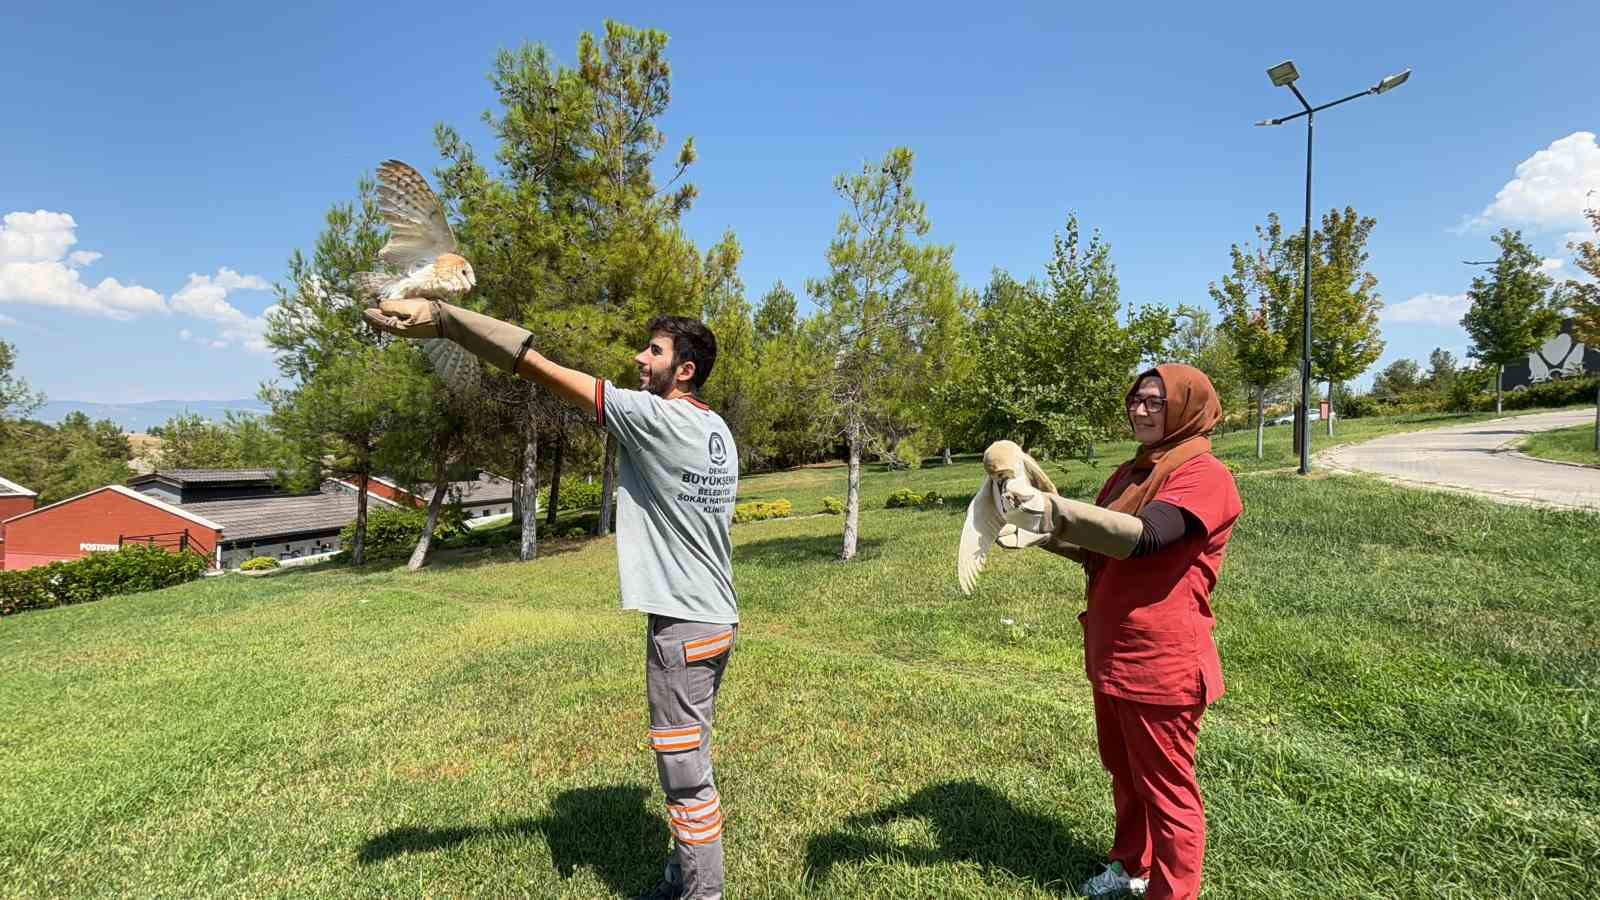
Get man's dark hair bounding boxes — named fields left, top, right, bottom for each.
left=648, top=315, right=717, bottom=391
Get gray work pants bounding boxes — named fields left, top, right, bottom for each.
left=646, top=615, right=736, bottom=899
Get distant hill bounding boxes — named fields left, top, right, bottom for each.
left=37, top=399, right=268, bottom=433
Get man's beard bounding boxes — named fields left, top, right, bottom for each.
left=644, top=365, right=675, bottom=397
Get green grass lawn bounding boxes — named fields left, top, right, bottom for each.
left=1520, top=422, right=1600, bottom=467
left=3, top=416, right=1598, bottom=898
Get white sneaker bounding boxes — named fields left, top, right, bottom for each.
left=1079, top=861, right=1148, bottom=897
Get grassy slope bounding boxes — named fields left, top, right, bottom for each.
left=2, top=412, right=1597, bottom=898
left=1520, top=423, right=1600, bottom=467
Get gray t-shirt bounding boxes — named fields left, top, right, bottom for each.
left=598, top=381, right=738, bottom=624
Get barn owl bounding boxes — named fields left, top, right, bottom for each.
left=957, top=440, right=1058, bottom=595
left=358, top=160, right=480, bottom=394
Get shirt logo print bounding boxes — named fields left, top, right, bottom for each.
left=708, top=432, right=727, bottom=467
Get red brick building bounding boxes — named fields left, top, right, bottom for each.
left=0, top=476, right=39, bottom=568
left=0, top=485, right=223, bottom=571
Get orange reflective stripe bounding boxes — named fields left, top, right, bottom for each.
left=677, top=823, right=723, bottom=840
left=650, top=725, right=700, bottom=738
left=594, top=380, right=606, bottom=427
left=649, top=724, right=703, bottom=752
left=684, top=630, right=733, bottom=662
left=671, top=811, right=724, bottom=843
left=668, top=794, right=720, bottom=820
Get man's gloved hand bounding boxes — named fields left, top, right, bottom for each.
left=362, top=298, right=533, bottom=373
left=363, top=299, right=444, bottom=339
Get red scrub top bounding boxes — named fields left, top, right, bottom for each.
left=1082, top=453, right=1242, bottom=706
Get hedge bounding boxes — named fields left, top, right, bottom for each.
left=733, top=499, right=792, bottom=524
left=0, top=545, right=208, bottom=616
left=339, top=507, right=466, bottom=561
left=536, top=479, right=606, bottom=513
left=240, top=556, right=279, bottom=571
left=885, top=489, right=945, bottom=509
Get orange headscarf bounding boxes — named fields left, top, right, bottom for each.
left=1096, top=363, right=1223, bottom=516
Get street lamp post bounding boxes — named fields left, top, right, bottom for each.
left=1257, top=62, right=1410, bottom=475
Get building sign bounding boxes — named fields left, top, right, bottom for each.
left=79, top=543, right=119, bottom=552
left=1502, top=318, right=1600, bottom=392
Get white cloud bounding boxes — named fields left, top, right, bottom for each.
left=1541, top=257, right=1565, bottom=272
left=169, top=268, right=274, bottom=353
left=0, top=211, right=80, bottom=262
left=1466, top=132, right=1600, bottom=231
left=0, top=209, right=167, bottom=319
left=1382, top=292, right=1470, bottom=325
left=170, top=268, right=270, bottom=321
left=2, top=210, right=276, bottom=356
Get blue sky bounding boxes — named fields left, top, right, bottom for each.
left=3, top=0, right=1596, bottom=405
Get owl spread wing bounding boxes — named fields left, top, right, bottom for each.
left=376, top=159, right=458, bottom=271
left=957, top=477, right=1008, bottom=595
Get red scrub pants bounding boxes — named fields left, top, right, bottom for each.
left=1093, top=691, right=1207, bottom=900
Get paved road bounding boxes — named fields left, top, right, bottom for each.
left=1318, top=408, right=1600, bottom=511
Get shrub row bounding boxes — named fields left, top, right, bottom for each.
left=240, top=556, right=279, bottom=571
left=733, top=499, right=792, bottom=524
left=885, top=488, right=944, bottom=509
left=536, top=479, right=606, bottom=514
left=339, top=508, right=466, bottom=560
left=0, top=545, right=208, bottom=616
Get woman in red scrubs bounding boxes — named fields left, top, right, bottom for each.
left=1004, top=363, right=1241, bottom=900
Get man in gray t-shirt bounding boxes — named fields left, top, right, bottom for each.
left=365, top=302, right=737, bottom=900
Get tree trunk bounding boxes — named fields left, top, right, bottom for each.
left=1496, top=365, right=1504, bottom=414
left=352, top=468, right=369, bottom=565
left=942, top=445, right=952, bottom=466
left=1594, top=383, right=1599, bottom=452
left=508, top=438, right=525, bottom=522
left=519, top=402, right=540, bottom=562
left=841, top=422, right=862, bottom=561
left=546, top=422, right=566, bottom=527
left=1256, top=387, right=1265, bottom=460
left=597, top=432, right=619, bottom=536
left=407, top=446, right=451, bottom=571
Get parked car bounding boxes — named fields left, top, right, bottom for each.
left=1267, top=409, right=1335, bottom=426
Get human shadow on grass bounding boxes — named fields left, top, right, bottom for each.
left=358, top=784, right=670, bottom=896
left=804, top=779, right=1102, bottom=894
left=734, top=533, right=885, bottom=564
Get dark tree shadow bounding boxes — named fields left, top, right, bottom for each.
left=358, top=784, right=669, bottom=897
left=804, top=779, right=1102, bottom=894
left=734, top=533, right=885, bottom=564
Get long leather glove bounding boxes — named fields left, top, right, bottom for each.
left=996, top=524, right=1089, bottom=563
left=1004, top=493, right=1142, bottom=560
left=363, top=299, right=534, bottom=373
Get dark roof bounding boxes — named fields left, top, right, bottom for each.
left=131, top=469, right=279, bottom=487
left=182, top=484, right=362, bottom=544
left=396, top=473, right=514, bottom=507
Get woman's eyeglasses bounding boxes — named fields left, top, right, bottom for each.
left=1127, top=396, right=1167, bottom=413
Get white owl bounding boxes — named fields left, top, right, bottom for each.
left=957, top=440, right=1058, bottom=595
left=358, top=160, right=480, bottom=393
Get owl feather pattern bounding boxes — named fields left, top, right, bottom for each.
left=360, top=160, right=481, bottom=396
